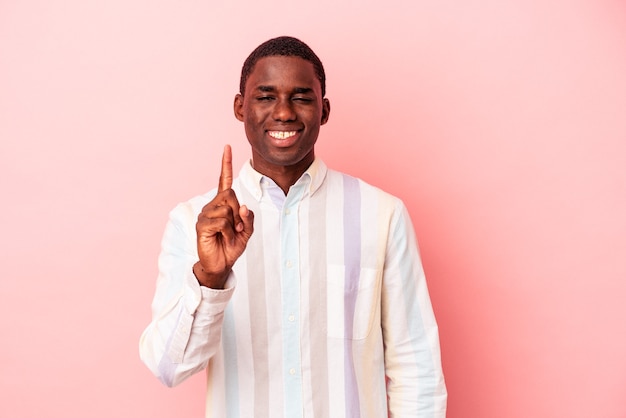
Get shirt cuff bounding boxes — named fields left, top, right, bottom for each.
left=197, top=273, right=236, bottom=316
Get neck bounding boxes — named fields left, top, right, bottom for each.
left=252, top=156, right=314, bottom=195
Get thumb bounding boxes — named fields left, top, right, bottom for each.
left=239, top=205, right=254, bottom=237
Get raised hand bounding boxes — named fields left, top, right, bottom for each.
left=193, top=145, right=254, bottom=289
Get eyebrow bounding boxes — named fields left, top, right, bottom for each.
left=255, top=85, right=314, bottom=94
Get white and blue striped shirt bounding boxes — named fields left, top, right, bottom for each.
left=140, top=158, right=447, bottom=417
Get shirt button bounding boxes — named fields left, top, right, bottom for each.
left=286, top=260, right=292, bottom=268
left=289, top=368, right=296, bottom=375
left=288, top=315, right=295, bottom=322
left=285, top=208, right=291, bottom=215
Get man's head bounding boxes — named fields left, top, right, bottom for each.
left=239, top=36, right=326, bottom=98
left=234, top=37, right=330, bottom=184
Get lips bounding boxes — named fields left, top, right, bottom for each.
left=266, top=130, right=300, bottom=147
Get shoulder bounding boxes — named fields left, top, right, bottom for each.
left=324, top=168, right=405, bottom=212
left=168, top=188, right=218, bottom=224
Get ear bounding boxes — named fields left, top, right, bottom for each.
left=234, top=94, right=244, bottom=122
left=321, top=98, right=330, bottom=125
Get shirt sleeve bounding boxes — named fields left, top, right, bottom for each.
left=139, top=200, right=235, bottom=387
left=382, top=201, right=447, bottom=417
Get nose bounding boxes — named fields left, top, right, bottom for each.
left=272, top=98, right=296, bottom=122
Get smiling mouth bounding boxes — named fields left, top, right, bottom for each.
left=267, top=131, right=297, bottom=140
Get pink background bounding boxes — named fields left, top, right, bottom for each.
left=1, top=0, right=625, bottom=417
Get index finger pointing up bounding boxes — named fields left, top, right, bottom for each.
left=218, top=144, right=233, bottom=192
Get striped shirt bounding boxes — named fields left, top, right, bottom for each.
left=140, top=158, right=447, bottom=417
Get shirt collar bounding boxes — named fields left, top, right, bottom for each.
left=238, top=158, right=328, bottom=201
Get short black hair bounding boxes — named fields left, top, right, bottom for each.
left=239, top=36, right=326, bottom=97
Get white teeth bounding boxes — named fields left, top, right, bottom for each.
left=268, top=131, right=296, bottom=139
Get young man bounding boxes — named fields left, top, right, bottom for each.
left=140, top=36, right=447, bottom=417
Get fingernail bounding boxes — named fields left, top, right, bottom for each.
left=236, top=222, right=244, bottom=232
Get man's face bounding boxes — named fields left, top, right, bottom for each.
left=234, top=56, right=330, bottom=176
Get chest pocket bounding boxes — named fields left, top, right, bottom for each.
left=326, top=265, right=381, bottom=340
